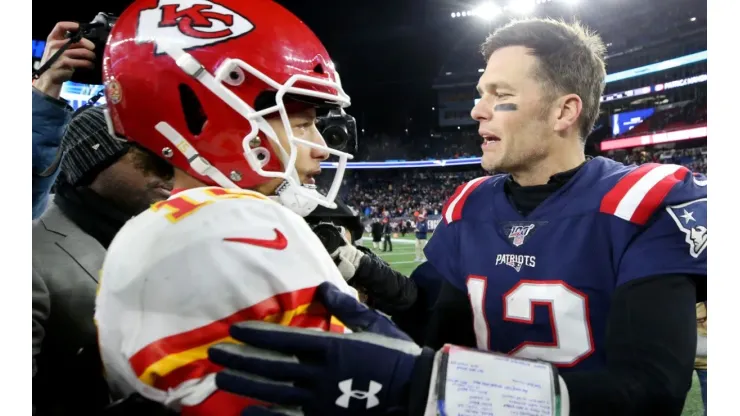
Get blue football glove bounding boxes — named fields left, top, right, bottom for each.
left=208, top=282, right=435, bottom=416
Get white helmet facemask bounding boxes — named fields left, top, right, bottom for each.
left=145, top=41, right=353, bottom=216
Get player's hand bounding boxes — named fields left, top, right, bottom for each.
left=33, top=22, right=96, bottom=99
left=208, top=282, right=434, bottom=416
left=330, top=226, right=365, bottom=280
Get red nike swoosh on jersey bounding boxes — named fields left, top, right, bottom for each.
left=224, top=229, right=288, bottom=250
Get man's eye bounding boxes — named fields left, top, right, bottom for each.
left=495, top=93, right=511, bottom=98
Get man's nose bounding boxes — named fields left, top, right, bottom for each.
left=471, top=97, right=492, bottom=122
left=311, top=130, right=330, bottom=161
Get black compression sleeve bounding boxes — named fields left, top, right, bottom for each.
left=352, top=246, right=418, bottom=314
left=424, top=280, right=476, bottom=349
left=562, top=274, right=698, bottom=416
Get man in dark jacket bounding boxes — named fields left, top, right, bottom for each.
left=370, top=219, right=383, bottom=249
left=382, top=217, right=393, bottom=252
left=32, top=105, right=174, bottom=415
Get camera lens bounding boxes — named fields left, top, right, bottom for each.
left=322, top=125, right=349, bottom=151
left=311, top=223, right=344, bottom=253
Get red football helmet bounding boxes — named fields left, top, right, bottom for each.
left=101, top=0, right=352, bottom=214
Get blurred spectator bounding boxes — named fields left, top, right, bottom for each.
left=382, top=217, right=393, bottom=252
left=370, top=218, right=383, bottom=249
left=32, top=105, right=173, bottom=416
left=415, top=213, right=429, bottom=262
left=32, top=22, right=96, bottom=219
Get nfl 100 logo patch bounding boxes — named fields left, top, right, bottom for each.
left=501, top=221, right=547, bottom=247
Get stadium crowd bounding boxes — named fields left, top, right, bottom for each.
left=340, top=145, right=707, bottom=220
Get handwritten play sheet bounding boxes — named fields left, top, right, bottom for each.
left=441, top=349, right=554, bottom=416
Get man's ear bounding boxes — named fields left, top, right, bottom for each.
left=552, top=93, right=582, bottom=134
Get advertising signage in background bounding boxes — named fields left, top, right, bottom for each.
left=603, top=50, right=706, bottom=83
left=611, top=108, right=655, bottom=137
left=60, top=82, right=106, bottom=110
left=601, top=74, right=707, bottom=103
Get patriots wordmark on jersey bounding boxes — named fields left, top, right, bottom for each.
left=425, top=157, right=706, bottom=371
left=95, top=186, right=357, bottom=414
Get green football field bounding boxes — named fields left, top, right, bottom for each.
left=360, top=234, right=705, bottom=416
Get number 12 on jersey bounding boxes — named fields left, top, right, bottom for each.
left=466, top=275, right=595, bottom=367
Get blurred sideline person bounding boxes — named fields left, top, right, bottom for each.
left=32, top=22, right=96, bottom=218
left=207, top=18, right=706, bottom=416
left=414, top=212, right=428, bottom=261
left=93, top=0, right=360, bottom=414
left=32, top=105, right=173, bottom=415
left=382, top=217, right=393, bottom=251
left=370, top=218, right=382, bottom=249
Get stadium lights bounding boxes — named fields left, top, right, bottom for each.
left=690, top=17, right=697, bottom=21
left=451, top=0, right=557, bottom=19
left=473, top=2, right=502, bottom=20
left=478, top=68, right=485, bottom=73
left=509, top=0, right=536, bottom=15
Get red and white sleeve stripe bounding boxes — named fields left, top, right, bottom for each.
left=443, top=176, right=490, bottom=224
left=600, top=163, right=689, bottom=225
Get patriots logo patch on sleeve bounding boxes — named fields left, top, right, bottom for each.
left=666, top=198, right=707, bottom=258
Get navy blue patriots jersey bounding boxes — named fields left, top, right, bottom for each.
left=424, top=157, right=707, bottom=372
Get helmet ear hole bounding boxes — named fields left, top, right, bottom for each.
left=313, top=64, right=324, bottom=74
left=252, top=147, right=271, bottom=167
left=178, top=84, right=208, bottom=136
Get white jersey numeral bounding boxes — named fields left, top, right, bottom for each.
left=466, top=276, right=491, bottom=350
left=466, top=277, right=594, bottom=367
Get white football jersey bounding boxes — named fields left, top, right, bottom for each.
left=95, top=186, right=356, bottom=414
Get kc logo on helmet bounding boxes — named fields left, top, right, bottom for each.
left=137, top=0, right=255, bottom=54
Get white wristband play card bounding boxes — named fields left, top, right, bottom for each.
left=424, top=345, right=568, bottom=416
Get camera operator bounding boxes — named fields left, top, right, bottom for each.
left=32, top=21, right=96, bottom=219
left=307, top=200, right=418, bottom=315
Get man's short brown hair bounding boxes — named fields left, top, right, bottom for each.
left=481, top=18, right=607, bottom=141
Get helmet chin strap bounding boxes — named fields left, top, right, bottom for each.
left=272, top=180, right=326, bottom=217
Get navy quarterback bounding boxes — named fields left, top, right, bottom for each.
left=206, top=18, right=706, bottom=416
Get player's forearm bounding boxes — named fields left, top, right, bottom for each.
left=352, top=247, right=418, bottom=313
left=561, top=368, right=690, bottom=416
left=423, top=281, right=476, bottom=349
left=561, top=274, right=698, bottom=415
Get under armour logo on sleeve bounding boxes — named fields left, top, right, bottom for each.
left=336, top=379, right=382, bottom=409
